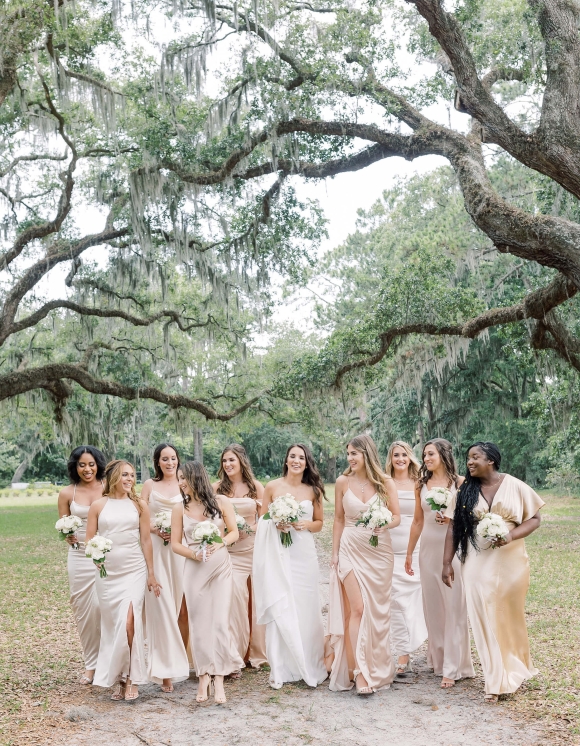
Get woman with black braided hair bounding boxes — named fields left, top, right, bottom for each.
left=442, top=442, right=544, bottom=703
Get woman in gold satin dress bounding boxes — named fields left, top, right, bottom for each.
left=443, top=442, right=543, bottom=702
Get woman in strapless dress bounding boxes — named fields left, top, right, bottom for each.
left=57, top=445, right=106, bottom=685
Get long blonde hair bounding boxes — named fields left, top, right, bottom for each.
left=103, top=460, right=143, bottom=515
left=385, top=441, right=421, bottom=481
left=344, top=434, right=390, bottom=504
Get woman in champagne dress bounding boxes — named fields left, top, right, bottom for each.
left=141, top=443, right=189, bottom=691
left=254, top=444, right=327, bottom=690
left=406, top=438, right=474, bottom=688
left=213, top=444, right=267, bottom=673
left=171, top=461, right=243, bottom=705
left=443, top=442, right=543, bottom=702
left=57, top=445, right=106, bottom=685
left=328, top=434, right=400, bottom=694
left=86, top=460, right=161, bottom=701
left=385, top=441, right=427, bottom=676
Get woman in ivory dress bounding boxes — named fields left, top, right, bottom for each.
left=57, top=445, right=106, bottom=685
left=443, top=442, right=543, bottom=702
left=385, top=441, right=427, bottom=676
left=171, top=461, right=243, bottom=704
left=212, top=444, right=267, bottom=674
left=141, top=443, right=189, bottom=691
left=86, top=460, right=161, bottom=701
left=406, top=439, right=474, bottom=688
left=254, top=444, right=327, bottom=690
left=328, top=434, right=400, bottom=694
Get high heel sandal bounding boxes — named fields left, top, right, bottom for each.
left=196, top=674, right=213, bottom=702
left=484, top=693, right=499, bottom=703
left=396, top=659, right=413, bottom=677
left=125, top=682, right=139, bottom=701
left=111, top=680, right=127, bottom=701
left=79, top=674, right=94, bottom=685
left=160, top=681, right=174, bottom=693
left=213, top=677, right=227, bottom=704
left=353, top=669, right=373, bottom=696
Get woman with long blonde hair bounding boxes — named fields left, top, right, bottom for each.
left=328, top=434, right=400, bottom=694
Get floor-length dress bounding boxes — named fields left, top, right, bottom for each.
left=145, top=490, right=189, bottom=684
left=327, top=490, right=394, bottom=692
left=67, top=496, right=101, bottom=671
left=227, top=497, right=267, bottom=667
left=182, top=512, right=244, bottom=676
left=93, top=498, right=148, bottom=688
left=253, top=501, right=327, bottom=689
left=390, top=490, right=427, bottom=658
left=447, top=475, right=544, bottom=694
left=419, top=484, right=474, bottom=681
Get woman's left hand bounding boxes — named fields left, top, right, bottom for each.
left=492, top=532, right=513, bottom=548
left=148, top=574, right=162, bottom=597
left=293, top=520, right=312, bottom=532
left=372, top=526, right=386, bottom=536
left=205, top=542, right=224, bottom=558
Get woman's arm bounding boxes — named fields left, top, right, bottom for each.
left=85, top=498, right=106, bottom=543
left=259, top=482, right=274, bottom=517
left=496, top=512, right=541, bottom=545
left=139, top=501, right=161, bottom=596
left=171, top=505, right=197, bottom=560
left=295, top=493, right=323, bottom=534
left=442, top=520, right=455, bottom=587
left=254, top=479, right=265, bottom=506
left=405, top=486, right=425, bottom=576
left=331, top=478, right=347, bottom=568
left=384, top=478, right=401, bottom=530
left=219, top=497, right=240, bottom=547
left=57, top=486, right=77, bottom=545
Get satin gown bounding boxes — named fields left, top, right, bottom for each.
left=419, top=484, right=474, bottom=681
left=67, top=497, right=101, bottom=670
left=145, top=490, right=189, bottom=684
left=447, top=475, right=544, bottom=694
left=227, top=497, right=267, bottom=667
left=182, top=511, right=244, bottom=676
left=390, top=490, right=427, bottom=658
left=253, top=500, right=327, bottom=689
left=93, top=498, right=148, bottom=688
left=327, top=489, right=394, bottom=692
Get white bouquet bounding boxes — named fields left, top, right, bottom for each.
left=85, top=535, right=113, bottom=577
left=263, top=494, right=305, bottom=547
left=191, top=520, right=223, bottom=561
left=476, top=512, right=509, bottom=548
left=234, top=509, right=254, bottom=536
left=356, top=496, right=393, bottom=547
left=154, top=510, right=173, bottom=545
left=425, top=487, right=452, bottom=517
left=55, top=515, right=83, bottom=549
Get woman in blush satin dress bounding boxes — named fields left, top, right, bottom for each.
left=253, top=444, right=327, bottom=690
left=406, top=439, right=474, bottom=689
left=212, top=444, right=267, bottom=674
left=443, top=442, right=543, bottom=703
left=141, top=443, right=189, bottom=692
left=385, top=441, right=427, bottom=677
left=86, top=460, right=161, bottom=701
left=171, top=461, right=243, bottom=705
left=328, top=434, right=400, bottom=695
left=57, top=445, right=106, bottom=685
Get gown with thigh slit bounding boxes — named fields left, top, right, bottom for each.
left=93, top=498, right=148, bottom=688
left=253, top=500, right=327, bottom=689
left=326, top=489, right=395, bottom=692
left=227, top=497, right=267, bottom=668
left=419, top=484, right=474, bottom=681
left=144, top=490, right=189, bottom=685
left=182, top=511, right=244, bottom=676
left=446, top=475, right=544, bottom=694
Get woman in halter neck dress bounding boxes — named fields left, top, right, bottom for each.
left=212, top=444, right=267, bottom=675
left=141, top=443, right=189, bottom=692
left=57, top=445, right=106, bottom=685
left=328, top=434, right=400, bottom=694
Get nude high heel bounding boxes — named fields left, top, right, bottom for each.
left=196, top=674, right=212, bottom=702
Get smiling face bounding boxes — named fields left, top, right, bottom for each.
left=119, top=464, right=135, bottom=494
left=347, top=445, right=365, bottom=474
left=423, top=444, right=442, bottom=472
left=286, top=446, right=307, bottom=477
left=466, top=446, right=495, bottom=479
left=177, top=469, right=193, bottom=497
left=159, top=446, right=178, bottom=478
left=222, top=451, right=241, bottom=479
left=392, top=447, right=410, bottom=473
left=77, top=453, right=98, bottom=484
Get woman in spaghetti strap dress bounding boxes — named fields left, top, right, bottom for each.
left=57, top=445, right=106, bottom=685
left=172, top=461, right=243, bottom=705
left=385, top=441, right=427, bottom=677
left=443, top=442, right=544, bottom=703
left=212, top=444, right=267, bottom=674
left=86, top=460, right=161, bottom=701
left=328, top=434, right=400, bottom=694
left=406, top=439, right=474, bottom=688
left=141, top=443, right=189, bottom=692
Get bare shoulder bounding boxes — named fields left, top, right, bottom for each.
left=211, top=480, right=220, bottom=491
left=58, top=484, right=74, bottom=500
left=265, top=477, right=283, bottom=491
left=335, top=474, right=348, bottom=488
left=217, top=494, right=233, bottom=511
left=456, top=475, right=466, bottom=488
left=90, top=496, right=108, bottom=512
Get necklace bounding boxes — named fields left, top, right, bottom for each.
left=393, top=477, right=413, bottom=484
left=354, top=477, right=369, bottom=495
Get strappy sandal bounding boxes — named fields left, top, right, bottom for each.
left=79, top=674, right=94, bottom=685
left=396, top=660, right=413, bottom=676
left=484, top=693, right=499, bottom=703
left=441, top=678, right=455, bottom=689
left=196, top=674, right=212, bottom=702
left=354, top=669, right=373, bottom=696
left=111, top=680, right=126, bottom=701
left=160, top=681, right=174, bottom=693
left=229, top=669, right=242, bottom=679
left=124, top=682, right=139, bottom=701
left=213, top=677, right=227, bottom=704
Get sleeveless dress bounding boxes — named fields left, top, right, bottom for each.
left=447, top=475, right=544, bottom=694
left=67, top=494, right=101, bottom=671
left=253, top=500, right=327, bottom=689
left=227, top=497, right=267, bottom=667
left=390, top=489, right=427, bottom=658
left=144, top=490, right=189, bottom=684
left=182, top=511, right=244, bottom=676
left=327, top=489, right=394, bottom=692
left=93, top=498, right=148, bottom=688
left=419, top=484, right=474, bottom=680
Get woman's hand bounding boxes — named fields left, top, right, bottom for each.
left=371, top=525, right=387, bottom=536
left=442, top=562, right=454, bottom=587
left=435, top=510, right=448, bottom=525
left=65, top=534, right=79, bottom=546
left=203, top=541, right=225, bottom=559
left=148, top=574, right=162, bottom=597
left=293, top=520, right=312, bottom=532
left=331, top=553, right=339, bottom=569
left=491, top=531, right=513, bottom=548
left=153, top=527, right=171, bottom=541
left=276, top=521, right=291, bottom=533
left=404, top=554, right=414, bottom=576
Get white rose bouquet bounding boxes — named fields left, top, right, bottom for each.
left=263, top=494, right=305, bottom=547
left=55, top=515, right=83, bottom=549
left=356, top=497, right=393, bottom=547
left=191, top=520, right=223, bottom=561
left=233, top=509, right=254, bottom=536
left=154, top=510, right=173, bottom=545
left=476, top=512, right=510, bottom=548
left=425, top=487, right=452, bottom=517
left=85, top=536, right=113, bottom=577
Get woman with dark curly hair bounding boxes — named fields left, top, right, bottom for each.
left=442, top=442, right=544, bottom=702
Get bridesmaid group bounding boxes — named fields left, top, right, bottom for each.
left=58, top=434, right=543, bottom=704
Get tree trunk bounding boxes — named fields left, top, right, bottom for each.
left=326, top=455, right=337, bottom=483
left=140, top=454, right=150, bottom=482
left=11, top=459, right=28, bottom=484
left=194, top=427, right=203, bottom=464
